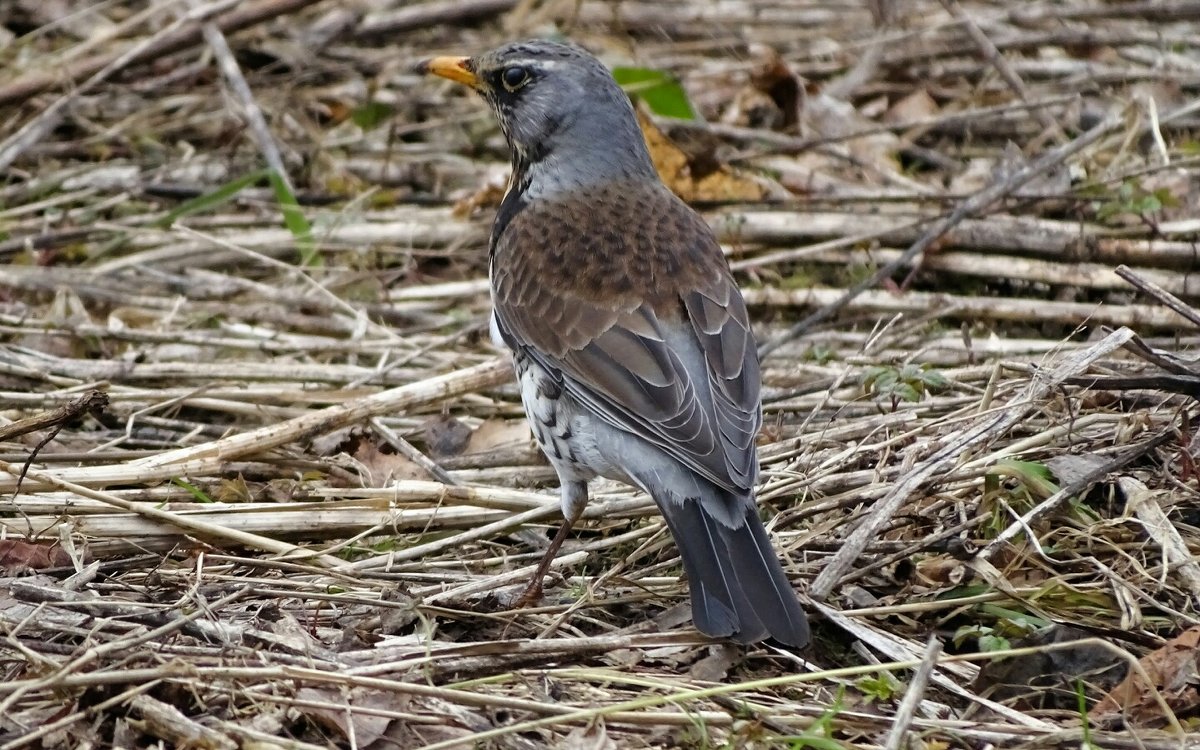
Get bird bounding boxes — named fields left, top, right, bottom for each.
left=418, top=40, right=809, bottom=647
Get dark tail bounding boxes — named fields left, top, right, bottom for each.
left=656, top=489, right=810, bottom=647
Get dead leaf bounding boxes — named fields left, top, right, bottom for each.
left=19, top=286, right=96, bottom=358
left=950, top=143, right=1071, bottom=198
left=370, top=696, right=488, bottom=748
left=111, top=718, right=138, bottom=749
left=1137, top=167, right=1195, bottom=223
left=130, top=695, right=237, bottom=750
left=351, top=439, right=427, bottom=485
left=0, top=704, right=59, bottom=737
left=911, top=556, right=967, bottom=587
left=883, top=89, right=939, bottom=124
left=689, top=643, right=740, bottom=682
left=636, top=107, right=769, bottom=203
left=949, top=157, right=999, bottom=195
left=464, top=418, right=531, bottom=455
left=377, top=723, right=479, bottom=748
left=723, top=87, right=787, bottom=132
left=311, top=426, right=357, bottom=456
left=15, top=0, right=113, bottom=40
left=651, top=602, right=695, bottom=636
left=423, top=415, right=473, bottom=458
left=748, top=45, right=805, bottom=131
left=216, top=475, right=253, bottom=503
left=602, top=647, right=644, bottom=670
left=296, top=687, right=396, bottom=747
left=1091, top=626, right=1200, bottom=726
left=314, top=427, right=430, bottom=485
left=254, top=609, right=332, bottom=658
left=722, top=44, right=805, bottom=131
left=804, top=93, right=908, bottom=185
left=0, top=540, right=72, bottom=572
left=641, top=638, right=699, bottom=669
left=378, top=584, right=421, bottom=635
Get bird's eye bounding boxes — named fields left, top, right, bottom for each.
left=501, top=65, right=530, bottom=91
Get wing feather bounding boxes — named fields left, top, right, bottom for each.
left=490, top=181, right=761, bottom=494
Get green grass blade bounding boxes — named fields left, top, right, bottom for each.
left=266, top=170, right=319, bottom=266
left=154, top=168, right=270, bottom=228
left=170, top=477, right=213, bottom=504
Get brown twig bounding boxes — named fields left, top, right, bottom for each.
left=1116, top=264, right=1200, bottom=330
left=0, top=390, right=109, bottom=497
left=0, top=390, right=108, bottom=444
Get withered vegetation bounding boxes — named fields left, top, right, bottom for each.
left=0, top=1, right=1198, bottom=747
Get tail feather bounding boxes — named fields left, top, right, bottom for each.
left=656, top=489, right=810, bottom=647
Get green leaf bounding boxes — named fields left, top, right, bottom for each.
left=855, top=671, right=902, bottom=702
left=980, top=603, right=1051, bottom=631
left=937, top=583, right=994, bottom=600
left=154, top=168, right=270, bottom=228
left=1094, top=201, right=1120, bottom=221
left=1153, top=187, right=1181, bottom=208
left=351, top=100, right=395, bottom=131
left=611, top=66, right=697, bottom=120
left=861, top=366, right=897, bottom=391
left=862, top=363, right=948, bottom=402
left=953, top=624, right=985, bottom=648
left=1132, top=194, right=1162, bottom=213
left=978, top=633, right=1012, bottom=652
left=266, top=170, right=319, bottom=267
left=804, top=344, right=835, bottom=364
left=917, top=368, right=949, bottom=389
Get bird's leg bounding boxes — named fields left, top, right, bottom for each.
left=515, top=480, right=587, bottom=608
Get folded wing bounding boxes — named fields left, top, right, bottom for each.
left=493, top=249, right=761, bottom=496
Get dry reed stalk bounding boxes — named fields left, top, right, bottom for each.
left=1, top=0, right=1198, bottom=746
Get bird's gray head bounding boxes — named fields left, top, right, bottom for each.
left=418, top=40, right=657, bottom=197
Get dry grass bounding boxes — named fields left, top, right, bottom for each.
left=1, top=0, right=1199, bottom=747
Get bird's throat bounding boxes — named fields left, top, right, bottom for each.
left=490, top=155, right=533, bottom=255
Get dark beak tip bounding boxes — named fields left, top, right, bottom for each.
left=413, top=55, right=478, bottom=87
left=412, top=59, right=432, bottom=75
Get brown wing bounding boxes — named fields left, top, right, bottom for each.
left=491, top=181, right=761, bottom=493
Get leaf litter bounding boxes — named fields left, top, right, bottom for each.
left=0, top=0, right=1198, bottom=748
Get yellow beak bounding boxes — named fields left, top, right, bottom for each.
left=417, top=56, right=480, bottom=88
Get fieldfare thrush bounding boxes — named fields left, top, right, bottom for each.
left=419, top=40, right=810, bottom=647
